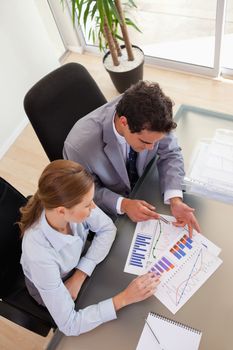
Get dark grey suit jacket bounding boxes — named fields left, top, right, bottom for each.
left=63, top=96, right=184, bottom=217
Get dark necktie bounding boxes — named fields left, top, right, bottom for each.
left=126, top=147, right=139, bottom=189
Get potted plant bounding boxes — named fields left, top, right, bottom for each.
left=62, top=0, right=144, bottom=93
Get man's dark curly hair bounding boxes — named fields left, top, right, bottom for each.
left=116, top=81, right=176, bottom=133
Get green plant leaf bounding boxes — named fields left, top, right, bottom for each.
left=125, top=17, right=141, bottom=32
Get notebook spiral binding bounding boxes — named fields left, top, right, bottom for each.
left=149, top=312, right=201, bottom=335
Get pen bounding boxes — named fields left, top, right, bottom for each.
left=145, top=319, right=165, bottom=350
left=159, top=215, right=170, bottom=225
left=151, top=209, right=170, bottom=225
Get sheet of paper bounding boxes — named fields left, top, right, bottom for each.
left=124, top=216, right=221, bottom=275
left=124, top=216, right=222, bottom=314
left=185, top=129, right=233, bottom=203
left=150, top=240, right=222, bottom=314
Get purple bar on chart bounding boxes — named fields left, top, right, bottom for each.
left=151, top=267, right=161, bottom=276
left=158, top=260, right=169, bottom=271
left=155, top=264, right=164, bottom=273
left=162, top=256, right=174, bottom=269
left=154, top=264, right=164, bottom=273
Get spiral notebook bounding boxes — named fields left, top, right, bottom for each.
left=136, top=312, right=202, bottom=350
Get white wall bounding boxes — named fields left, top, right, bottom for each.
left=0, top=1, right=60, bottom=158
left=48, top=0, right=83, bottom=53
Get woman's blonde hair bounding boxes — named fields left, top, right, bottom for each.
left=18, top=160, right=93, bottom=235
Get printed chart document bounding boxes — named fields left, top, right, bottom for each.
left=136, top=312, right=202, bottom=350
left=124, top=216, right=222, bottom=314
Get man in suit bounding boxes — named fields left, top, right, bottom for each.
left=63, top=81, right=200, bottom=235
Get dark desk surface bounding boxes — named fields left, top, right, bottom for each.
left=47, top=106, right=233, bottom=350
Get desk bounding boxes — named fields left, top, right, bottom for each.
left=47, top=106, right=233, bottom=350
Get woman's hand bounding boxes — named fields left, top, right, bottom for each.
left=113, top=272, right=160, bottom=311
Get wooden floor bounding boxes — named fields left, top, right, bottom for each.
left=1, top=51, right=233, bottom=349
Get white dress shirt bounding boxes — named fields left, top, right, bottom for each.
left=20, top=206, right=117, bottom=336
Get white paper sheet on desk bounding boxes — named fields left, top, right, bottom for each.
left=124, top=215, right=221, bottom=276
left=150, top=242, right=222, bottom=314
left=184, top=140, right=233, bottom=203
left=124, top=216, right=222, bottom=314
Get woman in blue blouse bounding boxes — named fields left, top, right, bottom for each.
left=19, top=160, right=159, bottom=336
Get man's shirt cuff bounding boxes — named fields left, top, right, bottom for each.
left=116, top=196, right=124, bottom=214
left=164, top=190, right=183, bottom=204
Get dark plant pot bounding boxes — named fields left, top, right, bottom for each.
left=103, top=45, right=144, bottom=93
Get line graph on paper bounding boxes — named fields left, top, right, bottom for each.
left=149, top=239, right=222, bottom=314
left=124, top=216, right=184, bottom=275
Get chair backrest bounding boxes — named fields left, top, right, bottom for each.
left=0, top=177, right=27, bottom=297
left=24, top=62, right=107, bottom=161
left=0, top=178, right=56, bottom=336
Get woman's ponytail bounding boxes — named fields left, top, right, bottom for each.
left=18, top=191, right=43, bottom=236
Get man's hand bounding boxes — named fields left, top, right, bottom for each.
left=121, top=198, right=160, bottom=222
left=64, top=269, right=87, bottom=301
left=170, top=197, right=201, bottom=238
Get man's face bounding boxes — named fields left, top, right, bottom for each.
left=122, top=119, right=165, bottom=152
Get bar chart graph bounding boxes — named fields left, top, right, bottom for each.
left=129, top=233, right=152, bottom=268
left=170, top=234, right=193, bottom=260
left=124, top=216, right=183, bottom=275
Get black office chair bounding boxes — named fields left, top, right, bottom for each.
left=24, top=62, right=107, bottom=161
left=0, top=177, right=56, bottom=336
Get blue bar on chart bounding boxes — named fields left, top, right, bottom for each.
left=184, top=234, right=193, bottom=247
left=174, top=244, right=186, bottom=257
left=129, top=233, right=152, bottom=268
left=178, top=235, right=193, bottom=252
left=181, top=235, right=193, bottom=250
left=170, top=247, right=182, bottom=260
left=170, top=234, right=194, bottom=261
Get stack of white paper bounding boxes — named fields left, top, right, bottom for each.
left=184, top=128, right=233, bottom=203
